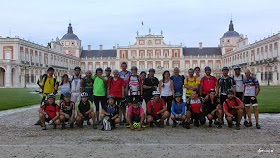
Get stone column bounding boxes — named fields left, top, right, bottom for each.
left=256, top=72, right=261, bottom=84
left=5, top=64, right=12, bottom=87
left=272, top=71, right=277, bottom=85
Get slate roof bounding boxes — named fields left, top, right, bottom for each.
left=183, top=47, right=222, bottom=56
left=80, top=49, right=117, bottom=58
left=61, top=23, right=80, bottom=40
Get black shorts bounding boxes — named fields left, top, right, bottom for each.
left=149, top=114, right=162, bottom=120
left=244, top=96, right=258, bottom=106
left=127, top=95, right=142, bottom=104
left=220, top=95, right=228, bottom=106
left=93, top=96, right=107, bottom=112
left=235, top=92, right=243, bottom=101
left=206, top=110, right=218, bottom=120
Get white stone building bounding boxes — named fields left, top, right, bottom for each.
left=0, top=20, right=279, bottom=87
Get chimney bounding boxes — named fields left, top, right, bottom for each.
left=88, top=45, right=91, bottom=51
left=99, top=44, right=103, bottom=51
left=199, top=42, right=203, bottom=49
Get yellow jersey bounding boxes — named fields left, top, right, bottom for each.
left=184, top=77, right=200, bottom=96
left=41, top=77, right=58, bottom=96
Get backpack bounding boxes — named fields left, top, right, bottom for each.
left=186, top=77, right=197, bottom=84
left=202, top=76, right=217, bottom=83
left=71, top=75, right=82, bottom=83
left=149, top=98, right=163, bottom=114
left=44, top=103, right=57, bottom=112
left=232, top=74, right=244, bottom=81
left=103, top=116, right=111, bottom=131
left=42, top=76, right=57, bottom=93
left=225, top=97, right=239, bottom=111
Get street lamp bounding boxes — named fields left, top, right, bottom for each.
left=267, top=63, right=270, bottom=86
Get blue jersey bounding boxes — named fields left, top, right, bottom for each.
left=118, top=70, right=131, bottom=83
left=170, top=75, right=185, bottom=95
left=244, top=77, right=259, bottom=96
left=171, top=102, right=186, bottom=116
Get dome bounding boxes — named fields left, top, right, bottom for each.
left=222, top=20, right=240, bottom=38
left=61, top=23, right=80, bottom=40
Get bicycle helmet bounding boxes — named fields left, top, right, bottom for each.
left=222, top=66, right=229, bottom=71
left=96, top=67, right=103, bottom=73
left=47, top=93, right=55, bottom=99
left=81, top=92, right=88, bottom=97
left=133, top=122, right=140, bottom=129
left=149, top=68, right=155, bottom=72
left=174, top=92, right=182, bottom=97
left=204, top=66, right=211, bottom=71
left=107, top=95, right=115, bottom=100
left=74, top=66, right=81, bottom=70
left=131, top=66, right=138, bottom=71
left=64, top=92, right=71, bottom=98
left=105, top=67, right=112, bottom=72
left=233, top=65, right=241, bottom=70
left=47, top=67, right=55, bottom=72
left=226, top=89, right=234, bottom=95
left=152, top=90, right=160, bottom=96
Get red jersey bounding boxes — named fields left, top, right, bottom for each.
left=108, top=77, right=125, bottom=98
left=200, top=76, right=218, bottom=94
left=41, top=104, right=59, bottom=119
left=187, top=98, right=203, bottom=113
left=147, top=98, right=165, bottom=116
left=223, top=97, right=242, bottom=111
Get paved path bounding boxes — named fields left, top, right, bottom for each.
left=0, top=106, right=279, bottom=158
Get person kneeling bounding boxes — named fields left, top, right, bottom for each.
left=38, top=93, right=60, bottom=130
left=185, top=90, right=206, bottom=129
left=59, top=92, right=75, bottom=129
left=76, top=92, right=96, bottom=129
left=223, top=89, right=244, bottom=130
left=101, top=95, right=120, bottom=130
left=171, top=92, right=186, bottom=128
left=127, top=100, right=145, bottom=131
left=205, top=89, right=223, bottom=128
left=146, top=91, right=170, bottom=128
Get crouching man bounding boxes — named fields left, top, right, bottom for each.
left=101, top=95, right=120, bottom=130
left=146, top=91, right=170, bottom=128
left=185, top=90, right=206, bottom=129
left=59, top=92, right=75, bottom=129
left=127, top=100, right=145, bottom=131
left=223, top=89, right=244, bottom=130
left=38, top=93, right=60, bottom=130
left=76, top=92, right=97, bottom=129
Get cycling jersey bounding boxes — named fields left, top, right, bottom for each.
left=186, top=97, right=204, bottom=113
left=170, top=75, right=185, bottom=95
left=171, top=102, right=186, bottom=116
left=232, top=74, right=246, bottom=92
left=103, top=104, right=119, bottom=117
left=70, top=75, right=82, bottom=93
left=244, top=77, right=259, bottom=96
left=200, top=76, right=218, bottom=95
left=41, top=104, right=59, bottom=119
left=76, top=100, right=94, bottom=114
left=119, top=70, right=131, bottom=84
left=146, top=99, right=165, bottom=116
left=60, top=101, right=75, bottom=116
left=82, top=77, right=94, bottom=96
left=205, top=97, right=220, bottom=114
left=91, top=75, right=107, bottom=96
left=218, top=76, right=235, bottom=95
left=127, top=75, right=142, bottom=96
left=184, top=77, right=200, bottom=96
left=41, top=77, right=58, bottom=96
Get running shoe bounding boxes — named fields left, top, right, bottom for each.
left=244, top=120, right=249, bottom=126
left=42, top=125, right=47, bottom=130
left=209, top=120, right=213, bottom=127
left=87, top=120, right=91, bottom=125
left=236, top=124, right=240, bottom=130
left=93, top=124, right=97, bottom=129
left=185, top=122, right=190, bottom=129
left=61, top=122, right=66, bottom=130
left=256, top=123, right=261, bottom=129
left=35, top=120, right=41, bottom=126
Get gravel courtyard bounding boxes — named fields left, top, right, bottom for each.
left=0, top=106, right=279, bottom=158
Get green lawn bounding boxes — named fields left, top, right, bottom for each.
left=0, top=88, right=42, bottom=111
left=256, top=85, right=280, bottom=113
left=0, top=86, right=279, bottom=112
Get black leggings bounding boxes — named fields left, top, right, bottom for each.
left=93, top=96, right=107, bottom=112
left=161, top=96, right=173, bottom=112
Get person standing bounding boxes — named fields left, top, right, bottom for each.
left=170, top=67, right=185, bottom=95
left=80, top=70, right=94, bottom=102
left=232, top=65, right=247, bottom=124
left=91, top=68, right=108, bottom=124
left=140, top=71, right=147, bottom=83
left=243, top=69, right=261, bottom=129
left=105, top=67, right=112, bottom=95
left=118, top=62, right=131, bottom=124
left=143, top=68, right=159, bottom=105
left=59, top=74, right=71, bottom=102
left=194, top=67, right=204, bottom=95
left=218, top=66, right=236, bottom=106
left=70, top=66, right=82, bottom=103
left=200, top=66, right=219, bottom=98
left=126, top=66, right=143, bottom=104
left=184, top=68, right=200, bottom=100
left=159, top=70, right=175, bottom=125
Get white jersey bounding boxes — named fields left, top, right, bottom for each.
left=69, top=74, right=84, bottom=93
left=161, top=80, right=172, bottom=96
left=232, top=74, right=246, bottom=93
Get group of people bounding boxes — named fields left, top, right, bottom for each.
left=36, top=62, right=261, bottom=131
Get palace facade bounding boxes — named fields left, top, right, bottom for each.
left=0, top=20, right=279, bottom=87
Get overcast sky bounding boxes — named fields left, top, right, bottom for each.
left=0, top=0, right=279, bottom=49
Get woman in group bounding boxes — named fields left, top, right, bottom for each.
left=171, top=92, right=186, bottom=127
left=60, top=74, right=71, bottom=104
left=159, top=70, right=175, bottom=125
